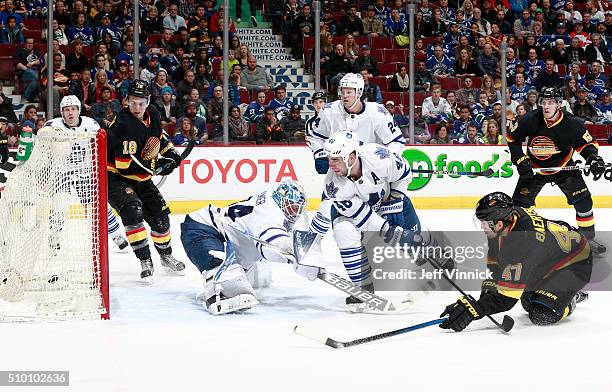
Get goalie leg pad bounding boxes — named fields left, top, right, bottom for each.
left=180, top=215, right=225, bottom=273
left=203, top=264, right=258, bottom=315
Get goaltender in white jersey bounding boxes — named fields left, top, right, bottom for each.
left=45, top=95, right=128, bottom=251
left=308, top=73, right=406, bottom=235
left=181, top=180, right=307, bottom=315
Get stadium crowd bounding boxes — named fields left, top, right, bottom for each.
left=0, top=0, right=610, bottom=148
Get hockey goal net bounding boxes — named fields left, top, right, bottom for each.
left=0, top=127, right=109, bottom=321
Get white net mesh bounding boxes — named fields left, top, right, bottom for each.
left=0, top=127, right=107, bottom=321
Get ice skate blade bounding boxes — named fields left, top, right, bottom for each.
left=163, top=267, right=186, bottom=276
left=141, top=276, right=154, bottom=285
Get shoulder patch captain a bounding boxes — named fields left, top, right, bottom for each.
left=374, top=146, right=390, bottom=159
left=326, top=181, right=339, bottom=198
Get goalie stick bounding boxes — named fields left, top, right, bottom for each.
left=219, top=220, right=406, bottom=312
left=294, top=317, right=447, bottom=349
left=129, top=139, right=196, bottom=176
left=411, top=150, right=510, bottom=177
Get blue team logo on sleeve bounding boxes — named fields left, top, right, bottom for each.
left=374, top=147, right=390, bottom=160
left=325, top=182, right=339, bottom=198
left=377, top=105, right=387, bottom=114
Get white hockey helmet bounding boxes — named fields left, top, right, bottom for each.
left=339, top=73, right=365, bottom=101
left=324, top=131, right=360, bottom=175
left=60, top=95, right=81, bottom=114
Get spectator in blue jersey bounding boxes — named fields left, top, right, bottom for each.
left=373, top=0, right=390, bottom=22
left=534, top=59, right=563, bottom=90
left=596, top=89, right=612, bottom=124
left=549, top=22, right=571, bottom=46
left=0, top=0, right=22, bottom=27
left=244, top=91, right=267, bottom=123
left=458, top=122, right=484, bottom=144
left=590, top=61, right=609, bottom=89
left=452, top=105, right=473, bottom=137
left=114, top=40, right=136, bottom=69
left=438, top=0, right=455, bottom=20
left=173, top=117, right=199, bottom=146
left=444, top=23, right=461, bottom=48
left=426, top=45, right=454, bottom=79
left=524, top=48, right=546, bottom=85
left=510, top=72, right=531, bottom=103
left=471, top=92, right=492, bottom=120
left=95, top=13, right=121, bottom=49
left=67, top=13, right=94, bottom=46
left=384, top=8, right=407, bottom=37
left=267, top=84, right=293, bottom=119
left=583, top=73, right=603, bottom=103
left=0, top=15, right=24, bottom=43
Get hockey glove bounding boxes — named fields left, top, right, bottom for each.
left=380, top=198, right=405, bottom=227
left=480, top=279, right=498, bottom=297
left=440, top=295, right=484, bottom=332
left=314, top=157, right=329, bottom=174
left=380, top=222, right=421, bottom=247
left=586, top=155, right=606, bottom=177
left=516, top=155, right=534, bottom=180
left=156, top=156, right=179, bottom=175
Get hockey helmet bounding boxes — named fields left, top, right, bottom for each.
left=312, top=91, right=326, bottom=102
left=539, top=86, right=562, bottom=104
left=60, top=95, right=81, bottom=114
left=339, top=73, right=364, bottom=100
left=475, top=192, right=514, bottom=223
left=128, top=79, right=151, bottom=98
left=272, top=180, right=307, bottom=223
left=324, top=131, right=360, bottom=175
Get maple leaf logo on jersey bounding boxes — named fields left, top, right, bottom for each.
left=374, top=147, right=390, bottom=160
left=326, top=182, right=339, bottom=198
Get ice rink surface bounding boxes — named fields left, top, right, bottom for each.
left=1, top=208, right=611, bottom=392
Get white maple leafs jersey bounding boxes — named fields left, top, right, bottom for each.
left=308, top=100, right=405, bottom=159
left=43, top=116, right=101, bottom=178
left=321, top=144, right=412, bottom=232
left=190, top=188, right=293, bottom=258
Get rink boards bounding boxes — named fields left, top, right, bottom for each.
left=159, top=145, right=612, bottom=213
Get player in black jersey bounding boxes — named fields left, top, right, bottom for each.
left=507, top=86, right=607, bottom=255
left=107, top=79, right=185, bottom=282
left=440, top=192, right=592, bottom=332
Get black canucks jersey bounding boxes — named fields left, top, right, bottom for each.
left=507, top=109, right=598, bottom=175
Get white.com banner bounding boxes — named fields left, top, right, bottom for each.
left=158, top=145, right=612, bottom=209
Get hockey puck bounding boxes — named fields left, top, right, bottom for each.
left=48, top=275, right=59, bottom=284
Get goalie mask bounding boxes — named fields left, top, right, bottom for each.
left=324, top=131, right=360, bottom=176
left=272, top=180, right=306, bottom=223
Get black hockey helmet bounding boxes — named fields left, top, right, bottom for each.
left=539, top=86, right=562, bottom=102
left=312, top=91, right=326, bottom=102
left=128, top=79, right=151, bottom=98
left=475, top=192, right=514, bottom=222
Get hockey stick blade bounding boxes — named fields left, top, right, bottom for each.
left=294, top=318, right=447, bottom=349
left=179, top=139, right=196, bottom=160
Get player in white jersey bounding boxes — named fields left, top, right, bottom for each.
left=180, top=180, right=307, bottom=315
left=45, top=95, right=128, bottom=251
left=308, top=73, right=406, bottom=235
left=316, top=132, right=427, bottom=309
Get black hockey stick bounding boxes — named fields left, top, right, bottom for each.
left=423, top=256, right=514, bottom=333
left=411, top=150, right=510, bottom=177
left=294, top=318, right=447, bottom=349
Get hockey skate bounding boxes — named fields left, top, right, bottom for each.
left=160, top=254, right=186, bottom=275
left=112, top=236, right=129, bottom=251
left=140, top=258, right=154, bottom=284
left=345, top=283, right=375, bottom=313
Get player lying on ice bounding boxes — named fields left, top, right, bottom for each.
left=440, top=192, right=591, bottom=332
left=180, top=180, right=307, bottom=315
